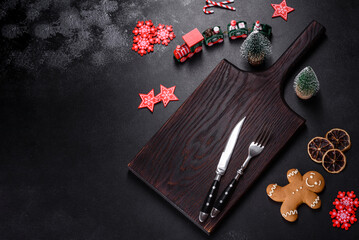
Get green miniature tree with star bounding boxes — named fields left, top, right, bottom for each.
left=293, top=66, right=320, bottom=99
left=240, top=30, right=272, bottom=66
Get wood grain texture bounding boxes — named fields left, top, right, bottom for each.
left=128, top=21, right=325, bottom=234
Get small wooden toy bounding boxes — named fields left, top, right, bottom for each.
left=251, top=20, right=272, bottom=38
left=173, top=28, right=204, bottom=63
left=227, top=20, right=248, bottom=39
left=202, top=26, right=224, bottom=46
left=173, top=21, right=272, bottom=63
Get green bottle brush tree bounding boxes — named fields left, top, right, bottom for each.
left=240, top=30, right=272, bottom=66
left=293, top=66, right=320, bottom=99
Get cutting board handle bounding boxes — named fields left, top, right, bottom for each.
left=270, top=20, right=325, bottom=85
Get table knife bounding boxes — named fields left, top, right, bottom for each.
left=199, top=116, right=246, bottom=222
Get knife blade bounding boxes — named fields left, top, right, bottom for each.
left=199, top=116, right=246, bottom=222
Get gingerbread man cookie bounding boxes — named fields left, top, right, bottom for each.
left=266, top=169, right=325, bottom=222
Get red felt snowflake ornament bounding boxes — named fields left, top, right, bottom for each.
left=271, top=0, right=294, bottom=21
left=132, top=34, right=155, bottom=56
left=330, top=209, right=357, bottom=230
left=155, top=24, right=176, bottom=46
left=333, top=191, right=359, bottom=212
left=131, top=20, right=175, bottom=56
left=329, top=191, right=359, bottom=230
left=132, top=20, right=157, bottom=37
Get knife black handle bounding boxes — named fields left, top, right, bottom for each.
left=200, top=180, right=220, bottom=214
left=212, top=178, right=239, bottom=213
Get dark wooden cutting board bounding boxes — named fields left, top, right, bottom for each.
left=128, top=21, right=325, bottom=234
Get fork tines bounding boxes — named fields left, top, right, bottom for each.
left=255, top=126, right=271, bottom=147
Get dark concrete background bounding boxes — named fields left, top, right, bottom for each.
left=0, top=0, right=358, bottom=239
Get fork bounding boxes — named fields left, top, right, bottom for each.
left=210, top=127, right=271, bottom=218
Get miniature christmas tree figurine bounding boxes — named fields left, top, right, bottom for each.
left=293, top=66, right=320, bottom=99
left=240, top=25, right=272, bottom=66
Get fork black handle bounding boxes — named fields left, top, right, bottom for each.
left=211, top=178, right=239, bottom=217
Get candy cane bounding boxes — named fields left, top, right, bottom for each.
left=203, top=0, right=236, bottom=14
left=203, top=5, right=215, bottom=14
left=207, top=0, right=236, bottom=11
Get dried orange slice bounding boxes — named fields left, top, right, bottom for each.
left=326, top=128, right=351, bottom=152
left=307, top=137, right=334, bottom=163
left=322, top=149, right=346, bottom=173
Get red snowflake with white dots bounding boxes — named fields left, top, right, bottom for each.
left=154, top=24, right=176, bottom=46
left=330, top=209, right=357, bottom=230
left=330, top=191, right=359, bottom=230
left=132, top=20, right=157, bottom=37
left=132, top=34, right=155, bottom=56
left=131, top=20, right=175, bottom=56
left=132, top=20, right=156, bottom=56
left=333, top=191, right=359, bottom=212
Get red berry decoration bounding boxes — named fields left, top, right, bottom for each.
left=330, top=191, right=359, bottom=230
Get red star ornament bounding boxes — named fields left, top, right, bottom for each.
left=138, top=89, right=160, bottom=112
left=271, top=0, right=294, bottom=21
left=156, top=85, right=178, bottom=107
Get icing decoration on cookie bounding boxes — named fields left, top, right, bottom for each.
left=268, top=184, right=277, bottom=197
left=287, top=169, right=298, bottom=178
left=266, top=169, right=325, bottom=222
left=305, top=172, right=319, bottom=188
left=282, top=210, right=298, bottom=218
left=306, top=178, right=315, bottom=188
left=311, top=196, right=320, bottom=208
left=291, top=186, right=304, bottom=195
